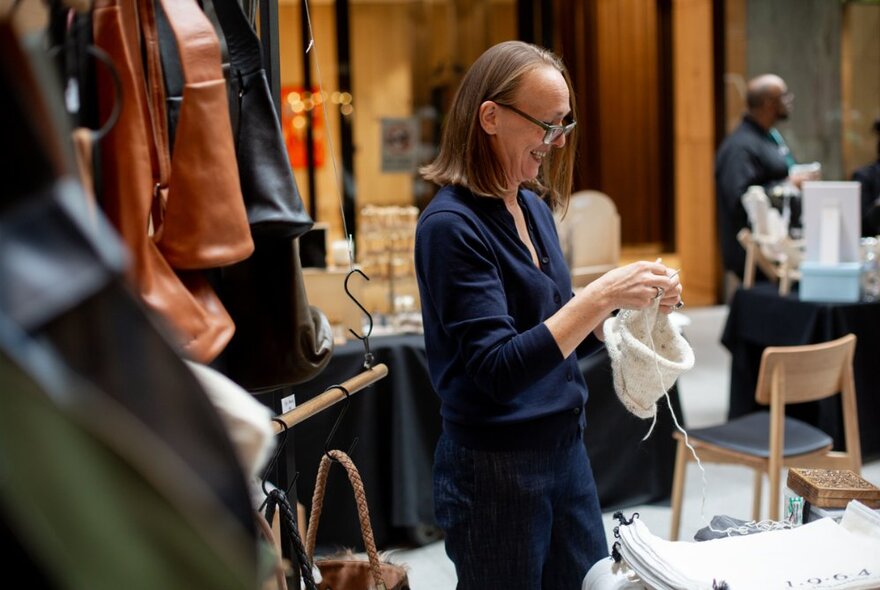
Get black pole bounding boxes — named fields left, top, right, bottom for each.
left=301, top=0, right=318, bottom=220
left=336, top=0, right=356, bottom=240
left=258, top=4, right=300, bottom=587
left=258, top=0, right=281, bottom=114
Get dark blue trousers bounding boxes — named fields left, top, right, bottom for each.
left=433, top=433, right=608, bottom=589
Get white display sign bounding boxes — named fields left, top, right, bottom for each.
left=802, top=181, right=861, bottom=263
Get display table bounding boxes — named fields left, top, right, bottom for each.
left=292, top=333, right=682, bottom=549
left=722, top=283, right=880, bottom=460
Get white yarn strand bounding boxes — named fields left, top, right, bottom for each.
left=639, top=300, right=792, bottom=537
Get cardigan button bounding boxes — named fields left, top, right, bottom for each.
left=572, top=407, right=582, bottom=415
left=554, top=293, right=562, bottom=304
left=541, top=256, right=550, bottom=265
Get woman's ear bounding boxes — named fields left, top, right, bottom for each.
left=479, top=100, right=498, bottom=137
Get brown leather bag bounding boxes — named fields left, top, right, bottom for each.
left=306, top=451, right=410, bottom=590
left=148, top=0, right=254, bottom=270
left=93, top=0, right=236, bottom=362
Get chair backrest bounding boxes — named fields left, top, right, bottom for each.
left=755, top=333, right=861, bottom=464
left=555, top=189, right=620, bottom=273
left=755, top=334, right=856, bottom=406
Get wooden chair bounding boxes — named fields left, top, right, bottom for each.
left=555, top=190, right=620, bottom=288
left=737, top=228, right=802, bottom=296
left=669, top=334, right=861, bottom=540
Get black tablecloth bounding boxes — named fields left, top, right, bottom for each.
left=722, top=283, right=880, bottom=460
left=292, top=333, right=682, bottom=550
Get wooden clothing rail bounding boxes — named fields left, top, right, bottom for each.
left=272, top=363, right=388, bottom=434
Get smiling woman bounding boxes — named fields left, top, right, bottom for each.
left=413, top=40, right=683, bottom=589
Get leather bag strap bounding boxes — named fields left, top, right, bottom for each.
left=207, top=0, right=262, bottom=74
left=306, top=450, right=386, bottom=590
left=155, top=0, right=225, bottom=84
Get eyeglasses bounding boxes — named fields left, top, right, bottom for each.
left=496, top=103, right=577, bottom=145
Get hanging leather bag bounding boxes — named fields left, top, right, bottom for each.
left=219, top=236, right=333, bottom=392
left=93, top=0, right=235, bottom=362
left=206, top=0, right=315, bottom=239
left=152, top=0, right=330, bottom=388
left=147, top=0, right=254, bottom=269
left=306, top=450, right=410, bottom=590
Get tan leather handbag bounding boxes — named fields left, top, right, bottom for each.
left=148, top=0, right=254, bottom=270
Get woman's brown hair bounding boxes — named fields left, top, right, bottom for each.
left=420, top=41, right=578, bottom=214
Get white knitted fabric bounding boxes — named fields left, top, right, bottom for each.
left=603, top=299, right=695, bottom=419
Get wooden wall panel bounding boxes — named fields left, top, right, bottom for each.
left=673, top=0, right=717, bottom=306
left=724, top=0, right=746, bottom=135
left=842, top=3, right=880, bottom=177
left=593, top=0, right=662, bottom=245
left=351, top=4, right=414, bottom=217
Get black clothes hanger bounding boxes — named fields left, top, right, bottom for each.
left=259, top=418, right=299, bottom=510
left=321, top=384, right=358, bottom=463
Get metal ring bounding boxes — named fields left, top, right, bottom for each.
left=654, top=286, right=664, bottom=299
left=674, top=300, right=684, bottom=310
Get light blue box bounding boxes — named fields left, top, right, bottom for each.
left=799, top=262, right=862, bottom=303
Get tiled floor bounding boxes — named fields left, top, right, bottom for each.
left=378, top=306, right=880, bottom=588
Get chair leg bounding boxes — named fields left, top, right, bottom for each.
left=779, top=267, right=791, bottom=296
left=768, top=467, right=781, bottom=522
left=751, top=470, right=763, bottom=522
left=743, top=243, right=756, bottom=288
left=669, top=439, right=689, bottom=541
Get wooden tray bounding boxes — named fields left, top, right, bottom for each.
left=787, top=468, right=880, bottom=509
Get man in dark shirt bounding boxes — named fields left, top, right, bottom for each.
left=852, top=118, right=880, bottom=237
left=715, top=74, right=813, bottom=280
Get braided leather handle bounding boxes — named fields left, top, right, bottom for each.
left=306, top=450, right=385, bottom=590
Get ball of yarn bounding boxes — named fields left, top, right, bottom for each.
left=603, top=299, right=694, bottom=419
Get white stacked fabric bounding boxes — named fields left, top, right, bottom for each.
left=603, top=502, right=880, bottom=590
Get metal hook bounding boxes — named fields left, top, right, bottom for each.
left=322, top=384, right=359, bottom=462
left=259, top=417, right=292, bottom=511
left=344, top=268, right=375, bottom=369
left=47, top=42, right=122, bottom=143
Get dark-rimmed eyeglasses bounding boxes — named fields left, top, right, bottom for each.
left=496, top=103, right=577, bottom=145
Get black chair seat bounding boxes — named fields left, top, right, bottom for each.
left=688, top=411, right=833, bottom=458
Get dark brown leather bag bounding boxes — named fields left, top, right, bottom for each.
left=93, top=0, right=236, bottom=362
left=219, top=237, right=333, bottom=391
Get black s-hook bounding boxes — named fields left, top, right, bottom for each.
left=344, top=268, right=374, bottom=369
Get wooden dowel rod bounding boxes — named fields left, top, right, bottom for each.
left=272, top=363, right=388, bottom=433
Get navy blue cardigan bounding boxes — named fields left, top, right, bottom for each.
left=414, top=185, right=603, bottom=451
